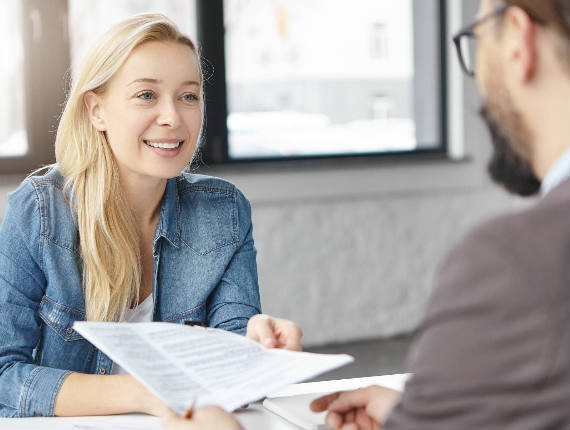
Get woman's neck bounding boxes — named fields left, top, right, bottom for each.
left=118, top=168, right=167, bottom=228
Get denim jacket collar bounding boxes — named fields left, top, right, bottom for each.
left=155, top=177, right=181, bottom=249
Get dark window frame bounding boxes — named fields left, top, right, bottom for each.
left=196, top=0, right=449, bottom=166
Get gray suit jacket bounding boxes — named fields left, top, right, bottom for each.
left=386, top=179, right=570, bottom=430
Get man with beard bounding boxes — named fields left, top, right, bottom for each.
left=163, top=0, right=569, bottom=428
left=309, top=0, right=570, bottom=429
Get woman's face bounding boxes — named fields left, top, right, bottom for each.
left=86, top=40, right=202, bottom=182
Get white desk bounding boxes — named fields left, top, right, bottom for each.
left=0, top=404, right=300, bottom=430
left=0, top=374, right=409, bottom=430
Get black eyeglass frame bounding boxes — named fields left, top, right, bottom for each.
left=452, top=4, right=545, bottom=78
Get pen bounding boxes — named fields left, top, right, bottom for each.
left=183, top=397, right=196, bottom=419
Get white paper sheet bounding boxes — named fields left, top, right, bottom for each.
left=73, top=322, right=353, bottom=415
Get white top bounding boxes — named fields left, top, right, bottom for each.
left=110, top=294, right=154, bottom=375
left=540, top=147, right=570, bottom=196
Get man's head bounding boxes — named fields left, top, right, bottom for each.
left=469, top=0, right=570, bottom=195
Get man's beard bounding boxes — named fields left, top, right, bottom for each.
left=479, top=105, right=541, bottom=197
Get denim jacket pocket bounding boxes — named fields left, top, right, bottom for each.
left=163, top=303, right=206, bottom=326
left=38, top=296, right=85, bottom=342
left=178, top=190, right=238, bottom=256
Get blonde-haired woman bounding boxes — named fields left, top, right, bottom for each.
left=0, top=14, right=301, bottom=418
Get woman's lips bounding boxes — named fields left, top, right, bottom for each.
left=143, top=139, right=184, bottom=157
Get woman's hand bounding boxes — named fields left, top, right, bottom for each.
left=310, top=386, right=401, bottom=430
left=246, top=314, right=303, bottom=351
left=163, top=406, right=243, bottom=429
left=130, top=375, right=172, bottom=417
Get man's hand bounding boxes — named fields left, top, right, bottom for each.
left=310, top=386, right=401, bottom=430
left=246, top=314, right=303, bottom=351
left=163, top=406, right=243, bottom=429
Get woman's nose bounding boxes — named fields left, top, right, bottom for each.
left=156, top=99, right=181, bottom=128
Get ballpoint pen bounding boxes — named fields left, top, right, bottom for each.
left=183, top=397, right=196, bottom=419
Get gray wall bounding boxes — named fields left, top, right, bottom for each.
left=0, top=1, right=531, bottom=347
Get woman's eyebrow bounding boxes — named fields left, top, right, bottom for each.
left=128, top=78, right=160, bottom=86
left=127, top=78, right=200, bottom=86
left=181, top=80, right=200, bottom=87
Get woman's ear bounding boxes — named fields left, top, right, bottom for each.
left=84, top=91, right=107, bottom=131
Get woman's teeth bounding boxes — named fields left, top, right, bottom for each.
left=144, top=141, right=182, bottom=149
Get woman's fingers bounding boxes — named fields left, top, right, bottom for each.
left=246, top=314, right=303, bottom=350
left=246, top=314, right=277, bottom=347
left=275, top=321, right=303, bottom=351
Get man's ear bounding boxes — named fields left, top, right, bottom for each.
left=84, top=91, right=106, bottom=131
left=503, top=6, right=537, bottom=83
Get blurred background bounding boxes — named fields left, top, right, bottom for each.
left=0, top=0, right=530, bottom=379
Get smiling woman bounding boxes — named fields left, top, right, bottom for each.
left=0, top=13, right=301, bottom=419
left=56, top=16, right=206, bottom=326
left=82, top=40, right=204, bottom=189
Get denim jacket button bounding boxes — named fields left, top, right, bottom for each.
left=66, top=327, right=73, bottom=335
left=98, top=368, right=106, bottom=375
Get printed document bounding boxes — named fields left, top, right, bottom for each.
left=73, top=322, right=353, bottom=415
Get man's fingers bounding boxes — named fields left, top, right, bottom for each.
left=325, top=411, right=344, bottom=429
left=310, top=392, right=341, bottom=412
left=327, top=388, right=374, bottom=413
left=344, top=410, right=356, bottom=424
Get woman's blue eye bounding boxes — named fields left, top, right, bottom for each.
left=182, top=93, right=198, bottom=102
left=137, top=91, right=153, bottom=100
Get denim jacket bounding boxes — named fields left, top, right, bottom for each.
left=0, top=167, right=261, bottom=417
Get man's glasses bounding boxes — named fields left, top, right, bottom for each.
left=452, top=5, right=545, bottom=78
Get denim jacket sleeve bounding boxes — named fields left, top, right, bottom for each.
left=206, top=189, right=262, bottom=335
left=0, top=180, right=72, bottom=417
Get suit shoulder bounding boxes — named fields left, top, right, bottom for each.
left=435, top=189, right=568, bottom=310
left=470, top=185, right=568, bottom=254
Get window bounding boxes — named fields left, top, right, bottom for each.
left=370, top=23, right=389, bottom=60
left=0, top=0, right=27, bottom=158
left=199, top=0, right=447, bottom=163
left=0, top=0, right=68, bottom=175
left=371, top=96, right=394, bottom=121
left=2, top=0, right=447, bottom=173
left=68, top=0, right=197, bottom=78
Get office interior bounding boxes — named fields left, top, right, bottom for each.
left=0, top=0, right=531, bottom=381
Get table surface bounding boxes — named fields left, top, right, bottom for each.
left=0, top=374, right=409, bottom=430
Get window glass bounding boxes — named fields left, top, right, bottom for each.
left=68, top=0, right=197, bottom=78
left=0, top=0, right=28, bottom=158
left=224, top=0, right=441, bottom=159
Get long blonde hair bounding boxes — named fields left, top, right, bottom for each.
left=54, top=14, right=202, bottom=321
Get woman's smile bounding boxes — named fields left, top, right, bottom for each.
left=143, top=138, right=185, bottom=157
